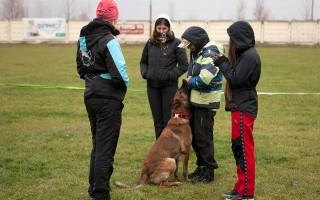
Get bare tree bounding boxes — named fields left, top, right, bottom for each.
left=169, top=1, right=174, bottom=21
left=301, top=0, right=311, bottom=20
left=253, top=0, right=270, bottom=21
left=23, top=4, right=29, bottom=18
left=77, top=2, right=91, bottom=20
left=0, top=0, right=25, bottom=20
left=61, top=0, right=77, bottom=21
left=35, top=0, right=47, bottom=18
left=237, top=0, right=246, bottom=21
left=78, top=12, right=90, bottom=20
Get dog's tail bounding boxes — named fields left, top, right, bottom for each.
left=114, top=181, right=130, bottom=188
left=115, top=170, right=148, bottom=188
left=114, top=181, right=144, bottom=189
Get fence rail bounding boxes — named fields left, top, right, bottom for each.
left=0, top=20, right=319, bottom=45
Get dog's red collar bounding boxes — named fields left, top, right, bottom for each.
left=172, top=112, right=191, bottom=120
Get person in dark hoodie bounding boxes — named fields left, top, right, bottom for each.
left=213, top=21, right=261, bottom=200
left=140, top=14, right=188, bottom=139
left=76, top=0, right=129, bottom=199
left=178, top=26, right=225, bottom=183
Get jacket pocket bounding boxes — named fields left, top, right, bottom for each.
left=84, top=74, right=96, bottom=96
left=146, top=66, right=155, bottom=81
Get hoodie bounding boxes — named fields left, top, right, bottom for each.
left=219, top=21, right=261, bottom=117
left=181, top=26, right=210, bottom=56
left=76, top=18, right=129, bottom=101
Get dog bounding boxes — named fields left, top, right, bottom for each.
left=115, top=79, right=192, bottom=187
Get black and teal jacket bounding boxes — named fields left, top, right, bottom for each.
left=76, top=18, right=129, bottom=101
left=182, top=26, right=225, bottom=111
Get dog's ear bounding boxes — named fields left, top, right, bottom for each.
left=180, top=79, right=191, bottom=98
left=181, top=79, right=188, bottom=90
left=182, top=79, right=188, bottom=86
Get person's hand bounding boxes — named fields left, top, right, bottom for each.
left=186, top=76, right=192, bottom=84
left=212, top=53, right=221, bottom=62
left=213, top=54, right=229, bottom=67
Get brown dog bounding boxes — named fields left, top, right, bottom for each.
left=115, top=79, right=192, bottom=188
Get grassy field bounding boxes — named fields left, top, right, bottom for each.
left=0, top=44, right=319, bottom=200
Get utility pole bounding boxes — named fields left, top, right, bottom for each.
left=311, top=0, right=314, bottom=20
left=149, top=0, right=152, bottom=38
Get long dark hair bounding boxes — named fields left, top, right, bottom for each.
left=228, top=38, right=237, bottom=67
left=225, top=38, right=237, bottom=102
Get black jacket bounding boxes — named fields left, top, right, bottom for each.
left=76, top=18, right=129, bottom=101
left=219, top=21, right=261, bottom=117
left=140, top=37, right=188, bottom=87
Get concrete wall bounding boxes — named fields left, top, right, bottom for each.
left=0, top=20, right=319, bottom=45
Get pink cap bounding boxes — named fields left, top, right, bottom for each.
left=96, top=0, right=119, bottom=21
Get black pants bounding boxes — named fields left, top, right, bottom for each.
left=147, top=84, right=177, bottom=139
left=190, top=108, right=218, bottom=170
left=84, top=98, right=123, bottom=200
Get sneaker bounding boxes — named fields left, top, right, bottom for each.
left=191, top=166, right=214, bottom=184
left=226, top=194, right=254, bottom=200
left=223, top=189, right=238, bottom=198
left=188, top=166, right=201, bottom=179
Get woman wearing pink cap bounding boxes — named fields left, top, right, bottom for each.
left=76, top=0, right=129, bottom=199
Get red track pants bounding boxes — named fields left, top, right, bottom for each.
left=231, top=111, right=256, bottom=196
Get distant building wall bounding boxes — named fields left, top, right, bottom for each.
left=0, top=20, right=319, bottom=45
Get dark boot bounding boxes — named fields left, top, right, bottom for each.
left=227, top=194, right=254, bottom=200
left=188, top=166, right=202, bottom=179
left=223, top=189, right=238, bottom=198
left=191, top=166, right=214, bottom=184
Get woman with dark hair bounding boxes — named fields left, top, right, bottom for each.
left=140, top=14, right=188, bottom=139
left=213, top=21, right=261, bottom=200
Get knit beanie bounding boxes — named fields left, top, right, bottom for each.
left=96, top=0, right=119, bottom=21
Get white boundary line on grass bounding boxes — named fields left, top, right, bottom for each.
left=0, top=83, right=320, bottom=95
left=257, top=92, right=320, bottom=95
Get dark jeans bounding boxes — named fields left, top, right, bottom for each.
left=147, top=84, right=177, bottom=139
left=84, top=98, right=123, bottom=200
left=190, top=108, right=218, bottom=170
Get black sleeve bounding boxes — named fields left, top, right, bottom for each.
left=219, top=54, right=256, bottom=88
left=140, top=41, right=149, bottom=79
left=76, top=41, right=88, bottom=80
left=169, top=45, right=188, bottom=80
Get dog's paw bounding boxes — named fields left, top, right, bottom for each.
left=176, top=182, right=182, bottom=186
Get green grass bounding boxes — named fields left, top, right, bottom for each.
left=0, top=44, right=319, bottom=200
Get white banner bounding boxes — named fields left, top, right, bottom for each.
left=22, top=18, right=66, bottom=39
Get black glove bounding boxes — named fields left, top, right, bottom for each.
left=214, top=55, right=229, bottom=66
